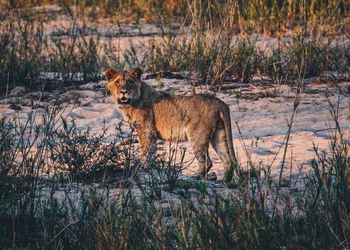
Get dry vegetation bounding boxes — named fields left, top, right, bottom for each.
left=0, top=0, right=349, bottom=249
left=0, top=0, right=349, bottom=90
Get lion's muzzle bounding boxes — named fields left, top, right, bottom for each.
left=117, top=96, right=132, bottom=105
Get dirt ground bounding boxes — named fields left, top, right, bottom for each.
left=1, top=18, right=349, bottom=181
left=1, top=76, right=349, bottom=181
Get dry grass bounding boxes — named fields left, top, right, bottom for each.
left=0, top=1, right=349, bottom=92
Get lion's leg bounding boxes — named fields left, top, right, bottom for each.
left=136, top=126, right=157, bottom=166
left=187, top=130, right=212, bottom=178
left=210, top=128, right=233, bottom=183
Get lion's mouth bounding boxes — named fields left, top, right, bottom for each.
left=118, top=97, right=130, bottom=104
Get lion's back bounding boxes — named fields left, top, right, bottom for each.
left=152, top=93, right=228, bottom=141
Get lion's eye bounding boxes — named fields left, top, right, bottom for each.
left=126, top=80, right=133, bottom=87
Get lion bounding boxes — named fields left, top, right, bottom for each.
left=104, top=67, right=239, bottom=183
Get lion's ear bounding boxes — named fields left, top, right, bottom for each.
left=103, top=68, right=118, bottom=81
left=130, top=67, right=143, bottom=80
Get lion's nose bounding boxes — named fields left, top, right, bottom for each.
left=120, top=89, right=127, bottom=94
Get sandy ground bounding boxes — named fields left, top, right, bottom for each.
left=1, top=14, right=349, bottom=181
left=1, top=77, right=349, bottom=181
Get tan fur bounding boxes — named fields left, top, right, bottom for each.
left=104, top=67, right=239, bottom=183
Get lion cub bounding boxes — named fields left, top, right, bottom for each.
left=104, top=67, right=238, bottom=183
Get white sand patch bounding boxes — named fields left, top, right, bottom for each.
left=1, top=79, right=349, bottom=180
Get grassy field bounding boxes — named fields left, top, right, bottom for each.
left=0, top=0, right=349, bottom=249
left=0, top=0, right=349, bottom=90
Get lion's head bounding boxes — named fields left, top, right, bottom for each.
left=104, top=68, right=143, bottom=105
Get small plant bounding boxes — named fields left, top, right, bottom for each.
left=50, top=119, right=136, bottom=183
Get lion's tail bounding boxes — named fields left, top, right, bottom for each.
left=220, top=108, right=238, bottom=169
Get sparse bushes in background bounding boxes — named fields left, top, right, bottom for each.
left=0, top=11, right=45, bottom=90
left=0, top=9, right=106, bottom=91
left=1, top=0, right=348, bottom=35
left=139, top=33, right=349, bottom=84
left=143, top=34, right=259, bottom=84
left=0, top=1, right=349, bottom=91
left=46, top=33, right=101, bottom=82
